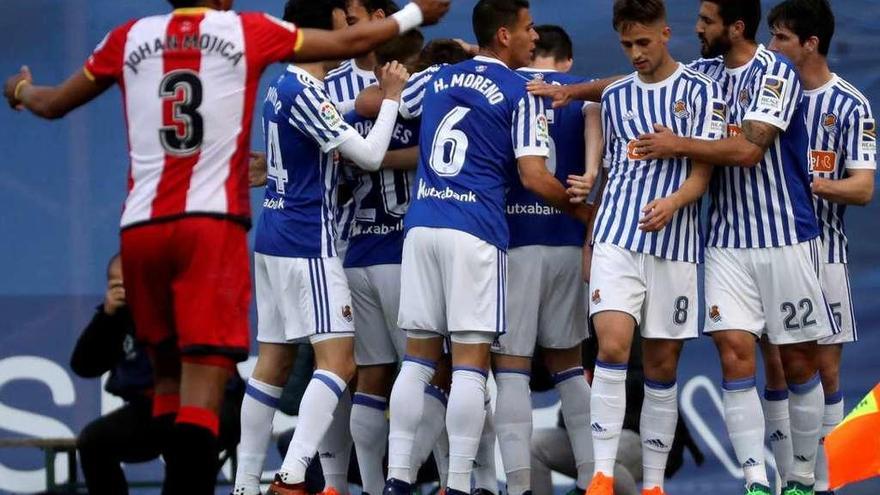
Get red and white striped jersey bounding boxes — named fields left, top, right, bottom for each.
left=84, top=7, right=302, bottom=228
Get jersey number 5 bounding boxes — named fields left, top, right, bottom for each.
left=159, top=70, right=204, bottom=156
left=429, top=106, right=471, bottom=177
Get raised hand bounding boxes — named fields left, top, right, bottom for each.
left=377, top=61, right=410, bottom=101
left=5, top=65, right=32, bottom=110
left=412, top=0, right=451, bottom=26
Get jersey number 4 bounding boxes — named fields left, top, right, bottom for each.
left=159, top=70, right=204, bottom=156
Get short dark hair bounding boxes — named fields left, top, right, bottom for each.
left=534, top=25, right=573, bottom=61
left=702, top=0, right=762, bottom=41
left=613, top=0, right=667, bottom=31
left=284, top=0, right=347, bottom=29
left=768, top=0, right=834, bottom=56
left=414, top=39, right=473, bottom=72
left=472, top=0, right=530, bottom=48
left=168, top=0, right=201, bottom=7
left=348, top=0, right=400, bottom=15
left=376, top=30, right=425, bottom=66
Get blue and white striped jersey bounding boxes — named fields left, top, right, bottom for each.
left=594, top=63, right=726, bottom=263
left=343, top=110, right=420, bottom=268
left=690, top=45, right=819, bottom=249
left=507, top=68, right=591, bottom=249
left=325, top=59, right=378, bottom=245
left=254, top=65, right=357, bottom=258
left=803, top=74, right=876, bottom=263
left=400, top=56, right=551, bottom=250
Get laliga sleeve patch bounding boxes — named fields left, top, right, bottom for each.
left=757, top=75, right=786, bottom=112
left=536, top=112, right=550, bottom=142
left=319, top=101, right=344, bottom=130
left=861, top=119, right=877, bottom=154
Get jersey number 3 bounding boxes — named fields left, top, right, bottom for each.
left=429, top=106, right=471, bottom=177
left=159, top=70, right=205, bottom=156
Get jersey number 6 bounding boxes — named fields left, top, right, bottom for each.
left=429, top=106, right=471, bottom=177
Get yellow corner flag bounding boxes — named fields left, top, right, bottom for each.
left=826, top=383, right=880, bottom=490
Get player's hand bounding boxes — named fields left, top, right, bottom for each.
left=639, top=196, right=680, bottom=232
left=377, top=61, right=409, bottom=101
left=527, top=80, right=572, bottom=109
left=453, top=38, right=479, bottom=56
left=566, top=172, right=595, bottom=203
left=411, top=0, right=450, bottom=26
left=811, top=177, right=831, bottom=196
left=249, top=151, right=268, bottom=188
left=635, top=124, right=682, bottom=160
left=582, top=242, right=593, bottom=283
left=103, top=281, right=126, bottom=316
left=5, top=65, right=32, bottom=110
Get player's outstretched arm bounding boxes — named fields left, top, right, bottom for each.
left=635, top=120, right=778, bottom=168
left=639, top=161, right=713, bottom=232
left=813, top=170, right=875, bottom=207
left=294, top=1, right=449, bottom=63
left=527, top=76, right=621, bottom=108
left=5, top=66, right=113, bottom=119
left=518, top=156, right=594, bottom=225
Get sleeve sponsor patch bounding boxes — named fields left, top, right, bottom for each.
left=757, top=75, right=786, bottom=112
left=810, top=150, right=837, bottom=173
left=861, top=119, right=877, bottom=154
left=319, top=101, right=344, bottom=130
left=710, top=99, right=728, bottom=135
left=536, top=112, right=550, bottom=142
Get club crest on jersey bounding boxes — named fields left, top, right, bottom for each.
left=861, top=119, right=877, bottom=153
left=758, top=75, right=786, bottom=111
left=821, top=113, right=838, bottom=134
left=591, top=289, right=602, bottom=304
left=530, top=72, right=544, bottom=81
left=320, top=101, right=343, bottom=129
left=709, top=305, right=722, bottom=322
left=342, top=305, right=353, bottom=323
left=672, top=99, right=690, bottom=119
left=475, top=65, right=488, bottom=73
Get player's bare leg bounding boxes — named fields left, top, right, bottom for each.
left=234, top=343, right=297, bottom=495
left=492, top=353, right=533, bottom=495
left=588, top=310, right=636, bottom=495
left=814, top=344, right=843, bottom=494
left=640, top=338, right=683, bottom=495
left=272, top=337, right=356, bottom=494
left=446, top=339, right=492, bottom=494
left=385, top=334, right=444, bottom=492
left=778, top=341, right=824, bottom=488
left=351, top=363, right=396, bottom=495
left=759, top=337, right=793, bottom=485
left=712, top=330, right=771, bottom=490
left=543, top=345, right=593, bottom=493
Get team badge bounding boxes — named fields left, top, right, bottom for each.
left=709, top=305, right=722, bottom=322
left=710, top=100, right=727, bottom=134
left=591, top=289, right=602, bottom=304
left=821, top=113, right=838, bottom=134
left=531, top=72, right=544, bottom=81
left=342, top=305, right=353, bottom=323
left=319, top=101, right=343, bottom=129
left=757, top=75, right=786, bottom=112
left=475, top=65, right=488, bottom=73
left=672, top=99, right=689, bottom=119
left=861, top=119, right=876, bottom=153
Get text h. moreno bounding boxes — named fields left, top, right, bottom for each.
left=433, top=73, right=504, bottom=105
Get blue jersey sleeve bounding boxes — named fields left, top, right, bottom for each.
left=690, top=80, right=728, bottom=141
left=399, top=64, right=443, bottom=120
left=744, top=60, right=802, bottom=132
left=844, top=102, right=877, bottom=168
left=288, top=86, right=357, bottom=152
left=511, top=93, right=551, bottom=159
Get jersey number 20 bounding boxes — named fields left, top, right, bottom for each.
left=429, top=106, right=471, bottom=177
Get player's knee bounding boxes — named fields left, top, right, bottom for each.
left=596, top=342, right=630, bottom=365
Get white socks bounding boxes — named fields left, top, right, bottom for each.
left=815, top=390, right=844, bottom=492
left=388, top=357, right=436, bottom=482
left=279, top=370, right=348, bottom=485
left=590, top=362, right=627, bottom=476
left=641, top=380, right=678, bottom=491
left=411, top=385, right=448, bottom=473
left=446, top=368, right=488, bottom=493
left=722, top=377, right=769, bottom=486
left=763, top=388, right=793, bottom=482
left=473, top=394, right=498, bottom=493
left=554, top=367, right=593, bottom=489
left=234, top=378, right=283, bottom=495
left=351, top=393, right=388, bottom=495
left=788, top=373, right=824, bottom=486
left=318, top=391, right=352, bottom=494
left=494, top=369, right=532, bottom=495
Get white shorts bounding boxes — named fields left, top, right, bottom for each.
left=398, top=227, right=506, bottom=336
left=703, top=239, right=836, bottom=345
left=255, top=253, right=354, bottom=344
left=347, top=264, right=407, bottom=366
left=819, top=262, right=857, bottom=345
left=492, top=245, right=588, bottom=357
left=588, top=243, right=698, bottom=340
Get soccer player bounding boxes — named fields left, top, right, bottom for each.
left=584, top=2, right=724, bottom=495
left=634, top=1, right=838, bottom=493
left=4, top=0, right=449, bottom=493
left=490, top=24, right=600, bottom=495
left=767, top=1, right=876, bottom=493
left=382, top=1, right=593, bottom=494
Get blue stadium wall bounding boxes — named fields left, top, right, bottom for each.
left=1, top=1, right=878, bottom=493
